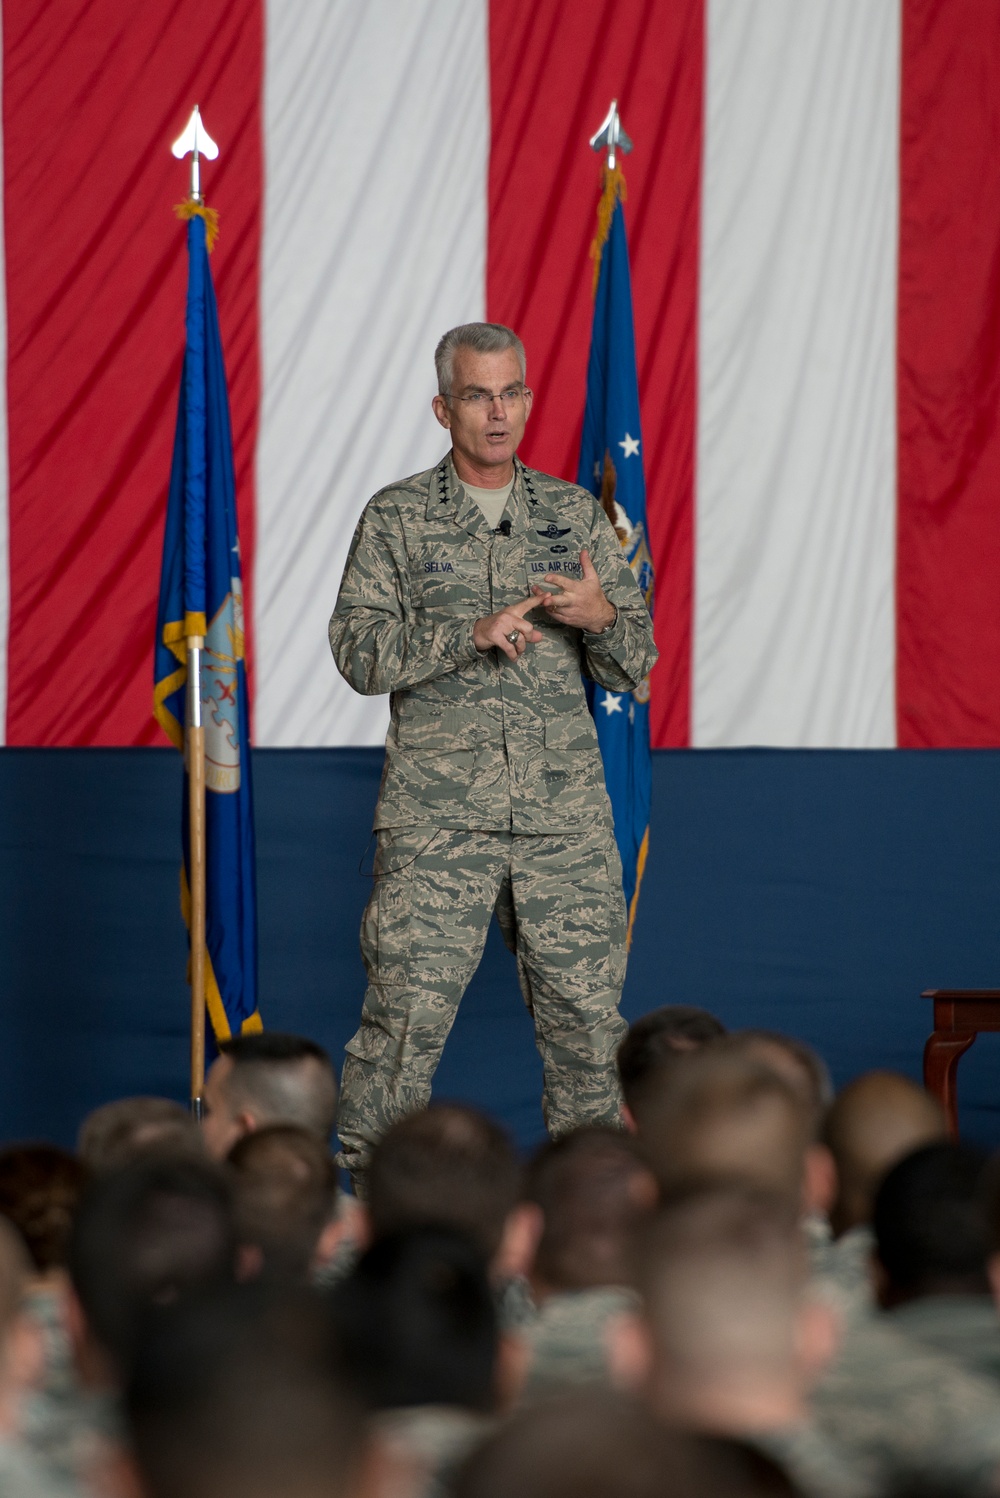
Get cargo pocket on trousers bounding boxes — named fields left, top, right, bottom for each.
left=361, top=827, right=442, bottom=991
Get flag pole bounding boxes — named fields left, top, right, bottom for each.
left=171, top=105, right=219, bottom=1117
left=187, top=634, right=207, bottom=1114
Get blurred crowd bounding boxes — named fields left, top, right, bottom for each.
left=1, top=1015, right=999, bottom=1497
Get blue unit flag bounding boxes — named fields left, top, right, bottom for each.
left=154, top=211, right=260, bottom=1039
left=577, top=177, right=655, bottom=942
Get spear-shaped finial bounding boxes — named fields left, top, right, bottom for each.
left=171, top=105, right=220, bottom=203
left=589, top=99, right=632, bottom=172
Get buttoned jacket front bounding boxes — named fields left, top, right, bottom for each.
left=329, top=454, right=658, bottom=834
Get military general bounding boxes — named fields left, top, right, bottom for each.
left=329, top=322, right=658, bottom=1189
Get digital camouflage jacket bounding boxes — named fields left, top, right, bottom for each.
left=329, top=455, right=658, bottom=834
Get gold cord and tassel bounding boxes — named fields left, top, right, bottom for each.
left=589, top=164, right=627, bottom=295
left=174, top=197, right=220, bottom=252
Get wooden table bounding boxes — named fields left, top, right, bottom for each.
left=923, top=989, right=1000, bottom=1137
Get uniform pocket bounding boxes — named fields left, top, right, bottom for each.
left=394, top=711, right=484, bottom=752
left=544, top=714, right=599, bottom=751
left=361, top=828, right=442, bottom=987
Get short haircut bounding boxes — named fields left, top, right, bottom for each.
left=728, top=1030, right=833, bottom=1129
left=69, top=1157, right=237, bottom=1371
left=228, top=1126, right=338, bottom=1282
left=525, top=1127, right=654, bottom=1292
left=636, top=1049, right=812, bottom=1201
left=217, top=1032, right=337, bottom=1140
left=616, top=1006, right=727, bottom=1116
left=0, top=1144, right=89, bottom=1271
left=874, top=1142, right=991, bottom=1299
left=435, top=323, right=526, bottom=395
left=821, top=1071, right=947, bottom=1234
left=126, top=1284, right=362, bottom=1498
left=78, top=1098, right=203, bottom=1174
left=329, top=1225, right=498, bottom=1412
left=635, top=1185, right=805, bottom=1389
left=0, top=1216, right=30, bottom=1336
left=367, top=1104, right=520, bottom=1261
left=453, top=1389, right=794, bottom=1498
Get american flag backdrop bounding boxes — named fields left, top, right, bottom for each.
left=0, top=0, right=995, bottom=754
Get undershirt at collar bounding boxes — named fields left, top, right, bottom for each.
left=462, top=475, right=515, bottom=530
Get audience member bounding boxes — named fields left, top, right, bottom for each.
left=200, top=1032, right=338, bottom=1159
left=365, top=1106, right=537, bottom=1300
left=228, top=1124, right=343, bottom=1283
left=329, top=1226, right=505, bottom=1498
left=126, top=1282, right=366, bottom=1498
left=618, top=1183, right=847, bottom=1496
left=715, top=1033, right=837, bottom=1271
left=616, top=1005, right=727, bottom=1128
left=873, top=1142, right=1000, bottom=1381
left=820, top=1073, right=947, bottom=1317
left=0, top=1216, right=69, bottom=1497
left=77, top=1098, right=203, bottom=1173
left=519, top=1127, right=655, bottom=1398
left=0, top=1147, right=90, bottom=1490
left=729, top=1031, right=834, bottom=1129
left=0, top=1148, right=89, bottom=1276
left=452, top=1388, right=799, bottom=1498
left=633, top=1049, right=832, bottom=1223
left=67, top=1155, right=237, bottom=1381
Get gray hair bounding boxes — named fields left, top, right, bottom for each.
left=435, top=322, right=526, bottom=395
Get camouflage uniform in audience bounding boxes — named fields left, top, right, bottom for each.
left=20, top=1283, right=116, bottom=1494
left=0, top=1437, right=79, bottom=1498
left=810, top=1315, right=1000, bottom=1494
left=330, top=455, right=656, bottom=1178
left=885, top=1295, right=1000, bottom=1386
left=756, top=1421, right=872, bottom=1498
left=372, top=1406, right=495, bottom=1498
left=810, top=1224, right=876, bottom=1324
left=520, top=1287, right=638, bottom=1401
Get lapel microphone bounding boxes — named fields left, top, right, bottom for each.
left=494, top=519, right=512, bottom=537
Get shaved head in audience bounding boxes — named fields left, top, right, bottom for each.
left=201, top=1033, right=337, bottom=1160
left=524, top=1127, right=656, bottom=1298
left=616, top=1006, right=727, bottom=1126
left=635, top=1049, right=819, bottom=1209
left=78, top=1098, right=203, bottom=1173
left=822, top=1071, right=947, bottom=1237
left=626, top=1186, right=836, bottom=1437
left=366, top=1105, right=528, bottom=1276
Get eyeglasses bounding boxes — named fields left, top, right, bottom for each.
left=443, top=386, right=530, bottom=407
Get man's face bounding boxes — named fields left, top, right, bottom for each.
left=432, top=346, right=532, bottom=476
left=200, top=1055, right=244, bottom=1160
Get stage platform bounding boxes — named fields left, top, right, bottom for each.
left=3, top=747, right=1000, bottom=1154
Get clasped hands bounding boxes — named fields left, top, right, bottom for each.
left=472, top=549, right=616, bottom=662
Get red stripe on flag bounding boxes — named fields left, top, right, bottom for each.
left=487, top=0, right=703, bottom=748
left=897, top=1, right=1000, bottom=746
left=3, top=0, right=262, bottom=745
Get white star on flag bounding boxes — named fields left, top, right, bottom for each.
left=600, top=693, right=624, bottom=716
left=619, top=433, right=640, bottom=458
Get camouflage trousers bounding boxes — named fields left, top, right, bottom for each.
left=337, top=825, right=628, bottom=1180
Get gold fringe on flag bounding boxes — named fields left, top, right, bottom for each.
left=589, top=164, right=627, bottom=295
left=174, top=197, right=221, bottom=252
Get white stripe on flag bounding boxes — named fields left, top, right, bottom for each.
left=693, top=0, right=899, bottom=747
left=255, top=0, right=488, bottom=746
left=0, top=0, right=8, bottom=745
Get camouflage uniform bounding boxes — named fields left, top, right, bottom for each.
left=519, top=1287, right=639, bottom=1402
left=371, top=1407, right=494, bottom=1498
left=809, top=1315, right=1000, bottom=1494
left=885, top=1295, right=1000, bottom=1386
left=329, top=455, right=657, bottom=1177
